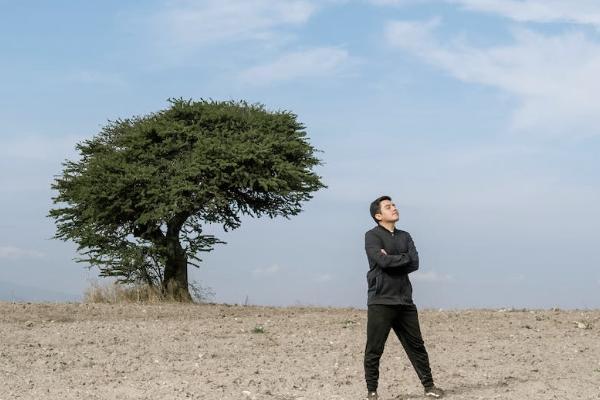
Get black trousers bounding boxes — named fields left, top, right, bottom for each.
left=364, top=304, right=434, bottom=392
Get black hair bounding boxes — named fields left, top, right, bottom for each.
left=369, top=195, right=392, bottom=224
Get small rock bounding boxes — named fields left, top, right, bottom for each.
left=575, top=321, right=592, bottom=329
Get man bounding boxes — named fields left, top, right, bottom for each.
left=363, top=195, right=444, bottom=399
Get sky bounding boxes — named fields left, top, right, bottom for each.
left=1, top=0, right=599, bottom=309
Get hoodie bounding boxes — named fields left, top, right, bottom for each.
left=364, top=225, right=419, bottom=306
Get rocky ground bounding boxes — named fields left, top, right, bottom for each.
left=1, top=302, right=599, bottom=399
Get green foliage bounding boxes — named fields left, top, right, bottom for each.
left=49, top=98, right=326, bottom=290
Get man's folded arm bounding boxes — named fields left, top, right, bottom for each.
left=406, top=233, right=419, bottom=271
left=364, top=231, right=411, bottom=269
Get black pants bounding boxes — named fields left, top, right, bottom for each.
left=364, top=304, right=434, bottom=392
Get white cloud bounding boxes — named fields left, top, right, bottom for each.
left=411, top=270, right=454, bottom=282
left=0, top=246, right=45, bottom=260
left=252, top=264, right=282, bottom=276
left=385, top=17, right=441, bottom=51
left=385, top=19, right=600, bottom=135
left=239, top=47, right=351, bottom=85
left=449, top=0, right=600, bottom=27
left=371, top=0, right=600, bottom=27
left=368, top=0, right=430, bottom=5
left=150, top=0, right=316, bottom=47
left=369, top=0, right=415, bottom=5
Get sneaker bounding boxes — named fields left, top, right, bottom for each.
left=424, top=385, right=444, bottom=398
left=366, top=391, right=379, bottom=400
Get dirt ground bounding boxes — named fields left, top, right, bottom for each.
left=1, top=302, right=599, bottom=400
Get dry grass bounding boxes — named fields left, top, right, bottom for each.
left=83, top=281, right=194, bottom=304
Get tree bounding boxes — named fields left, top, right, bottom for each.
left=49, top=99, right=326, bottom=301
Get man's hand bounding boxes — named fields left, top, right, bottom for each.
left=380, top=249, right=387, bottom=255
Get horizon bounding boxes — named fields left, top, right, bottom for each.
left=1, top=293, right=596, bottom=312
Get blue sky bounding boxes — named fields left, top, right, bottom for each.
left=1, top=0, right=599, bottom=308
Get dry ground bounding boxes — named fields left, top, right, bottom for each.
left=1, top=302, right=599, bottom=399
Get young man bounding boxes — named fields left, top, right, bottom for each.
left=363, top=196, right=444, bottom=399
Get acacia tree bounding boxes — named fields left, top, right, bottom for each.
left=49, top=99, right=326, bottom=301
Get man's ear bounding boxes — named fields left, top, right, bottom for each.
left=375, top=213, right=382, bottom=221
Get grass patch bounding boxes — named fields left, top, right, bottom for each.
left=342, top=319, right=356, bottom=328
left=83, top=280, right=212, bottom=304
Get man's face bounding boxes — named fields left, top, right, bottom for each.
left=376, top=199, right=399, bottom=223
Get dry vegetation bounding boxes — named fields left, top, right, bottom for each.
left=82, top=281, right=214, bottom=304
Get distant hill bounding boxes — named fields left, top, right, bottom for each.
left=0, top=280, right=80, bottom=302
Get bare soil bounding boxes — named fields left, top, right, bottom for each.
left=1, top=302, right=599, bottom=399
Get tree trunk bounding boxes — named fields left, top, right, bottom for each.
left=162, top=216, right=192, bottom=302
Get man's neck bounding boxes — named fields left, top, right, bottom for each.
left=378, top=221, right=395, bottom=232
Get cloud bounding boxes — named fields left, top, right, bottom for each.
left=252, top=264, right=282, bottom=276
left=371, top=0, right=600, bottom=27
left=0, top=246, right=45, bottom=260
left=368, top=0, right=430, bottom=5
left=239, top=47, right=351, bottom=85
left=369, top=0, right=415, bottom=4
left=411, top=270, right=454, bottom=282
left=448, top=0, right=600, bottom=27
left=149, top=0, right=316, bottom=47
left=385, top=19, right=600, bottom=135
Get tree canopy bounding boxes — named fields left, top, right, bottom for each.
left=49, top=99, right=326, bottom=300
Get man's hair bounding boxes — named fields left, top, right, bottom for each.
left=370, top=195, right=392, bottom=223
